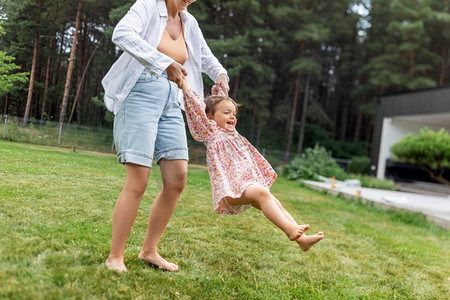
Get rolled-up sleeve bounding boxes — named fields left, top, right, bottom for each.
left=112, top=0, right=173, bottom=76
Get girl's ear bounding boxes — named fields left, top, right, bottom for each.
left=207, top=113, right=214, bottom=120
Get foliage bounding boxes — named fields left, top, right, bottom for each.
left=304, top=124, right=368, bottom=159
left=349, top=155, right=371, bottom=175
left=286, top=144, right=347, bottom=181
left=1, top=140, right=449, bottom=299
left=390, top=127, right=450, bottom=185
left=0, top=24, right=28, bottom=92
left=1, top=0, right=450, bottom=154
left=346, top=173, right=397, bottom=190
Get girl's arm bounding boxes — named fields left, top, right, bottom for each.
left=181, top=79, right=215, bottom=142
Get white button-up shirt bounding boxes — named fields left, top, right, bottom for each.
left=102, top=0, right=228, bottom=115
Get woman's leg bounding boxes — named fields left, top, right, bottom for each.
left=139, top=159, right=187, bottom=272
left=106, top=163, right=150, bottom=272
left=227, top=185, right=308, bottom=241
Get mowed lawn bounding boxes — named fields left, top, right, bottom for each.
left=0, top=140, right=449, bottom=299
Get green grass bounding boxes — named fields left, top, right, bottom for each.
left=1, top=140, right=449, bottom=299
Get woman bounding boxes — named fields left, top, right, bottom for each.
left=102, top=0, right=229, bottom=272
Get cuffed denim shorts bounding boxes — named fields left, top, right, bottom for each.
left=113, top=70, right=188, bottom=168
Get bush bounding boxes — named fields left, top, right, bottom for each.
left=349, top=156, right=371, bottom=174
left=286, top=144, right=347, bottom=181
left=390, top=127, right=450, bottom=185
left=347, top=174, right=396, bottom=190
left=303, top=124, right=368, bottom=159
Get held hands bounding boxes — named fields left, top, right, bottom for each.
left=212, top=74, right=229, bottom=96
left=211, top=84, right=226, bottom=96
left=166, top=61, right=188, bottom=88
left=177, top=70, right=229, bottom=96
left=180, top=77, right=190, bottom=93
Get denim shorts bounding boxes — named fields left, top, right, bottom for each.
left=113, top=71, right=188, bottom=167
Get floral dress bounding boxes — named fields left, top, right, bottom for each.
left=184, top=89, right=277, bottom=214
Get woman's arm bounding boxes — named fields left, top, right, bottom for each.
left=196, top=29, right=230, bottom=95
left=111, top=0, right=173, bottom=77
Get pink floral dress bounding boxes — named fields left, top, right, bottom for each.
left=184, top=89, right=277, bottom=214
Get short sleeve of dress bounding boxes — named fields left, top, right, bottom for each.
left=183, top=89, right=216, bottom=142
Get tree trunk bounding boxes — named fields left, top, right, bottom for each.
left=284, top=72, right=301, bottom=162
left=231, top=73, right=240, bottom=100
left=256, top=120, right=262, bottom=148
left=68, top=40, right=101, bottom=124
left=75, top=25, right=85, bottom=124
left=58, top=0, right=83, bottom=146
left=439, top=46, right=447, bottom=85
left=353, top=112, right=362, bottom=143
left=423, top=167, right=450, bottom=186
left=297, top=75, right=310, bottom=153
left=3, top=93, right=9, bottom=115
left=284, top=41, right=304, bottom=162
left=40, top=40, right=54, bottom=125
left=250, top=96, right=257, bottom=142
left=23, top=0, right=42, bottom=127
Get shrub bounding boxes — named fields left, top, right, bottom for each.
left=349, top=156, right=371, bottom=174
left=348, top=174, right=396, bottom=190
left=286, top=144, right=347, bottom=181
left=390, top=127, right=450, bottom=185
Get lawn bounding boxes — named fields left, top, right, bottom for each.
left=0, top=140, right=449, bottom=299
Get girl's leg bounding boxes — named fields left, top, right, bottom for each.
left=106, top=163, right=150, bottom=272
left=272, top=196, right=324, bottom=251
left=227, top=185, right=308, bottom=241
left=241, top=190, right=324, bottom=251
left=139, top=159, right=187, bottom=272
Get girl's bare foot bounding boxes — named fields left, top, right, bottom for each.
left=287, top=224, right=310, bottom=241
left=296, top=232, right=324, bottom=251
left=105, top=257, right=127, bottom=273
left=138, top=251, right=179, bottom=272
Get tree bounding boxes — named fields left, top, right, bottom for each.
left=0, top=24, right=28, bottom=95
left=23, top=0, right=42, bottom=126
left=364, top=0, right=439, bottom=93
left=58, top=0, right=83, bottom=146
left=390, top=128, right=450, bottom=185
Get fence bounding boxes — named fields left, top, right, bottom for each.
left=0, top=114, right=352, bottom=170
left=1, top=114, right=114, bottom=153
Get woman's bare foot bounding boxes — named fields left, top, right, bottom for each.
left=296, top=232, right=324, bottom=251
left=287, top=224, right=310, bottom=241
left=105, top=257, right=127, bottom=273
left=138, top=251, right=179, bottom=272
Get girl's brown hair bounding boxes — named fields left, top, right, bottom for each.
left=204, top=95, right=242, bottom=116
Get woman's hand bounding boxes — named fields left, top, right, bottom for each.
left=211, top=85, right=226, bottom=96
left=166, top=62, right=188, bottom=88
left=213, top=74, right=229, bottom=96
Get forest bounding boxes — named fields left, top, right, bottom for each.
left=0, top=0, right=449, bottom=160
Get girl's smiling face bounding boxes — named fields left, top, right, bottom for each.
left=210, top=100, right=237, bottom=131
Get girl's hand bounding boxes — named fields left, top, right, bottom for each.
left=166, top=62, right=188, bottom=88
left=214, top=74, right=229, bottom=96
left=180, top=77, right=190, bottom=93
left=211, top=84, right=226, bottom=96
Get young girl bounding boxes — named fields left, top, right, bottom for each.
left=181, top=79, right=324, bottom=250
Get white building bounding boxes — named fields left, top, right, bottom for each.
left=370, top=86, right=450, bottom=181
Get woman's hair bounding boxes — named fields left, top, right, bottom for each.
left=204, top=95, right=242, bottom=116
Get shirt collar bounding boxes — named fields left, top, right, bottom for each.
left=157, top=0, right=168, bottom=17
left=157, top=0, right=189, bottom=23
